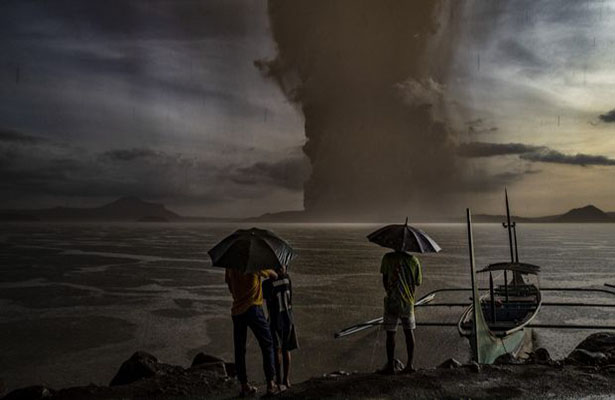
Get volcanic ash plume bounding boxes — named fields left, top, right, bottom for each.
left=259, top=0, right=462, bottom=220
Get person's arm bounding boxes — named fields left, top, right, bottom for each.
left=225, top=269, right=232, bottom=293
left=415, top=257, right=423, bottom=286
left=380, top=256, right=388, bottom=291
left=260, top=269, right=278, bottom=280
left=288, top=276, right=293, bottom=305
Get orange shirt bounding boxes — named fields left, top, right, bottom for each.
left=225, top=269, right=274, bottom=316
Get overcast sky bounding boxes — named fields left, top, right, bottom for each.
left=1, top=1, right=615, bottom=217
left=450, top=0, right=615, bottom=216
left=0, top=0, right=305, bottom=217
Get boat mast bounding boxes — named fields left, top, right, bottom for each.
left=512, top=223, right=519, bottom=263
left=466, top=208, right=480, bottom=362
left=503, top=189, right=514, bottom=300
left=505, top=188, right=514, bottom=262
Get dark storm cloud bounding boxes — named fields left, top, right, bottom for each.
left=0, top=0, right=257, bottom=41
left=466, top=119, right=498, bottom=135
left=457, top=142, right=543, bottom=158
left=0, top=138, right=308, bottom=210
left=231, top=156, right=310, bottom=191
left=4, top=37, right=266, bottom=118
left=520, top=149, right=615, bottom=167
left=101, top=148, right=160, bottom=162
left=599, top=109, right=615, bottom=123
left=0, top=0, right=297, bottom=214
left=0, top=151, right=208, bottom=202
left=458, top=141, right=615, bottom=167
left=0, top=129, right=44, bottom=144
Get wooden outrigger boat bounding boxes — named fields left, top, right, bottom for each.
left=335, top=190, right=615, bottom=364
left=457, top=190, right=543, bottom=363
left=460, top=206, right=542, bottom=363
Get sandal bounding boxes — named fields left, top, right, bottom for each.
left=239, top=384, right=258, bottom=397
left=262, top=387, right=280, bottom=398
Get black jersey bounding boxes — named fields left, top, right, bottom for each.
left=263, top=274, right=293, bottom=324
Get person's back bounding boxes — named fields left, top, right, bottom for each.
left=263, top=272, right=293, bottom=325
left=379, top=250, right=422, bottom=374
left=226, top=269, right=269, bottom=316
left=263, top=269, right=297, bottom=388
left=381, top=251, right=422, bottom=313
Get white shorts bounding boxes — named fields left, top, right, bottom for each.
left=383, top=312, right=416, bottom=332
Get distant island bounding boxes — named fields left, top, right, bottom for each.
left=0, top=196, right=180, bottom=222
left=2, top=197, right=614, bottom=223
left=250, top=204, right=615, bottom=223
left=472, top=205, right=614, bottom=223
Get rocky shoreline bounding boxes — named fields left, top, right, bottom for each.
left=3, top=333, right=615, bottom=400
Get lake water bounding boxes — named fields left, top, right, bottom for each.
left=2, top=222, right=615, bottom=392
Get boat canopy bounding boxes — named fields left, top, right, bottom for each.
left=478, top=262, right=540, bottom=275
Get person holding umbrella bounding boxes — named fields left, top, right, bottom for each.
left=208, top=228, right=294, bottom=397
left=367, top=218, right=441, bottom=375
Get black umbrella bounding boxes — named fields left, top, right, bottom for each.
left=367, top=218, right=441, bottom=253
left=208, top=227, right=294, bottom=273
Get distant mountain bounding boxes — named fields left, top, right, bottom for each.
left=245, top=210, right=311, bottom=223
left=250, top=205, right=615, bottom=223
left=1, top=196, right=180, bottom=221
left=555, top=205, right=612, bottom=223
left=475, top=204, right=613, bottom=224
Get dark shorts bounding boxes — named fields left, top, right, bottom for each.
left=270, top=312, right=299, bottom=351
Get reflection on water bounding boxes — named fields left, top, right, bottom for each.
left=1, top=222, right=615, bottom=391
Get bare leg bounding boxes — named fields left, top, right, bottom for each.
left=403, top=329, right=416, bottom=373
left=274, top=348, right=282, bottom=385
left=282, top=350, right=291, bottom=387
left=386, top=331, right=396, bottom=370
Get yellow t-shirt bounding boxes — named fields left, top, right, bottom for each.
left=225, top=269, right=274, bottom=316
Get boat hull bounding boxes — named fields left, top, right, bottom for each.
left=470, top=327, right=530, bottom=364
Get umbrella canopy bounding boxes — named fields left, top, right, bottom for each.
left=208, top=227, right=294, bottom=273
left=367, top=218, right=441, bottom=253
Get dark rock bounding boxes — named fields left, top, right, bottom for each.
left=528, top=348, right=552, bottom=364
left=109, top=351, right=163, bottom=386
left=323, top=370, right=352, bottom=378
left=566, top=333, right=615, bottom=366
left=602, top=364, right=615, bottom=373
left=191, top=353, right=225, bottom=367
left=575, top=333, right=615, bottom=360
left=225, top=362, right=236, bottom=377
left=190, top=353, right=228, bottom=377
left=494, top=353, right=520, bottom=365
left=192, top=362, right=227, bottom=376
left=438, top=358, right=462, bottom=369
left=2, top=385, right=54, bottom=400
left=566, top=349, right=607, bottom=366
